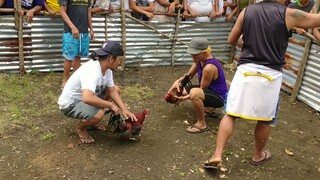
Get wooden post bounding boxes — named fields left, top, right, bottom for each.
left=290, top=2, right=319, bottom=102
left=120, top=0, right=127, bottom=69
left=171, top=8, right=181, bottom=66
left=14, top=0, right=25, bottom=74
left=105, top=14, right=108, bottom=41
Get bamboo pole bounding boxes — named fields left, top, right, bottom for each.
left=171, top=8, right=181, bottom=66
left=120, top=0, right=127, bottom=69
left=13, top=0, right=25, bottom=74
left=124, top=14, right=188, bottom=45
left=290, top=1, right=320, bottom=102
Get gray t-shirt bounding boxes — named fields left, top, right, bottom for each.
left=59, top=0, right=91, bottom=33
left=288, top=0, right=315, bottom=12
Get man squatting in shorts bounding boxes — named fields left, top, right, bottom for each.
left=58, top=41, right=137, bottom=144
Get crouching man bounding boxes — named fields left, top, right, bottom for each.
left=58, top=41, right=137, bottom=144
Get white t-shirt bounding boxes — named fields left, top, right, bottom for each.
left=58, top=60, right=114, bottom=109
left=110, top=0, right=130, bottom=10
left=187, top=0, right=214, bottom=22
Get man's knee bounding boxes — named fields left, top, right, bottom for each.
left=189, top=88, right=203, bottom=100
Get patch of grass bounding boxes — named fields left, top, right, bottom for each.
left=121, top=84, right=154, bottom=100
left=41, top=132, right=57, bottom=140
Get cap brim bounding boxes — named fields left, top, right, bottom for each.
left=94, top=49, right=110, bottom=56
left=186, top=47, right=201, bottom=55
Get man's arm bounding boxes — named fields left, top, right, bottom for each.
left=313, top=27, right=320, bottom=41
left=60, top=5, right=79, bottom=38
left=129, top=0, right=154, bottom=18
left=88, top=7, right=94, bottom=40
left=228, top=7, right=244, bottom=45
left=286, top=8, right=320, bottom=30
left=0, top=0, right=5, bottom=7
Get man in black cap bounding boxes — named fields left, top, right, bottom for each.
left=58, top=41, right=137, bottom=144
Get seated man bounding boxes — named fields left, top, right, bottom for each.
left=129, top=0, right=155, bottom=20
left=44, top=0, right=60, bottom=16
left=151, top=0, right=181, bottom=22
left=289, top=0, right=315, bottom=34
left=168, top=37, right=228, bottom=133
left=58, top=41, right=137, bottom=144
left=91, top=0, right=113, bottom=13
left=182, top=0, right=216, bottom=22
left=1, top=0, right=45, bottom=23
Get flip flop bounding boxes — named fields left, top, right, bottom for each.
left=249, top=150, right=272, bottom=166
left=186, top=125, right=209, bottom=133
left=75, top=128, right=95, bottom=144
left=203, top=159, right=222, bottom=170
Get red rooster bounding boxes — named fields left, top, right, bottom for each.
left=164, top=88, right=181, bottom=104
left=108, top=109, right=148, bottom=140
left=165, top=74, right=191, bottom=105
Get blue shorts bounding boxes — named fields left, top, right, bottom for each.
left=62, top=32, right=90, bottom=60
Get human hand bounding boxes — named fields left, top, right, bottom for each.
left=90, top=30, right=95, bottom=41
left=122, top=109, right=138, bottom=121
left=189, top=9, right=198, bottom=18
left=210, top=11, right=216, bottom=18
left=145, top=12, right=154, bottom=19
left=215, top=12, right=222, bottom=18
left=109, top=5, right=115, bottom=13
left=167, top=3, right=176, bottom=15
left=225, top=14, right=233, bottom=22
left=25, top=10, right=34, bottom=23
left=182, top=11, right=189, bottom=18
left=71, top=26, right=79, bottom=39
left=167, top=80, right=180, bottom=94
left=295, top=27, right=306, bottom=35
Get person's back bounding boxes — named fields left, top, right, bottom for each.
left=240, top=1, right=289, bottom=71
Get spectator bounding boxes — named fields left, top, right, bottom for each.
left=182, top=0, right=216, bottom=22
left=91, top=0, right=114, bottom=13
left=59, top=0, right=94, bottom=89
left=213, top=0, right=225, bottom=22
left=225, top=0, right=253, bottom=22
left=58, top=41, right=137, bottom=144
left=109, top=0, right=130, bottom=11
left=223, top=0, right=236, bottom=16
left=289, top=0, right=315, bottom=34
left=151, top=0, right=181, bottom=22
left=129, top=0, right=155, bottom=20
left=1, top=0, right=45, bottom=23
left=44, top=0, right=60, bottom=16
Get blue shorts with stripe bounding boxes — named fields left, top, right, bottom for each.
left=62, top=32, right=90, bottom=60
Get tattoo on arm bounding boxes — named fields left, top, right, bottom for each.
left=291, top=9, right=307, bottom=19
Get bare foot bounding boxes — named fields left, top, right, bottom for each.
left=75, top=127, right=95, bottom=144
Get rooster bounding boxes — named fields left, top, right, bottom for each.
left=107, top=109, right=148, bottom=140
left=165, top=74, right=191, bottom=105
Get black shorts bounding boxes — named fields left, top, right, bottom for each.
left=185, top=85, right=225, bottom=108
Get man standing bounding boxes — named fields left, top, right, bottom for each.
left=59, top=0, right=94, bottom=89
left=204, top=0, right=320, bottom=169
left=58, top=41, right=137, bottom=144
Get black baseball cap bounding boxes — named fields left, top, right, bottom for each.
left=94, top=41, right=124, bottom=56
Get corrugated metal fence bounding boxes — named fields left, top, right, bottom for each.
left=0, top=14, right=319, bottom=112
left=0, top=14, right=233, bottom=72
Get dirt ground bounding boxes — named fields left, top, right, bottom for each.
left=0, top=66, right=319, bottom=180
